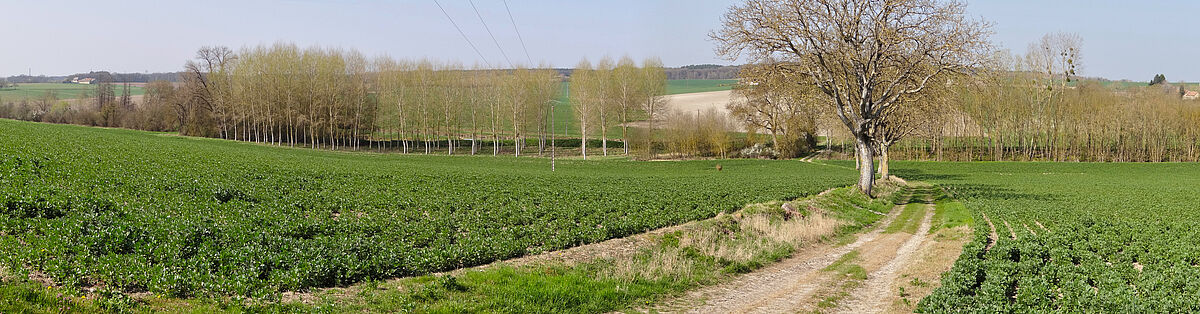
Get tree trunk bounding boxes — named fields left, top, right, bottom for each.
left=880, top=143, right=891, bottom=179
left=855, top=136, right=876, bottom=197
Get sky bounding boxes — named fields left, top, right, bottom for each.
left=1, top=0, right=1198, bottom=82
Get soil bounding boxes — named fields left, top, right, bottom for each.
left=1034, top=220, right=1049, bottom=231
left=982, top=213, right=999, bottom=250
left=1002, top=220, right=1018, bottom=240
left=650, top=193, right=944, bottom=314
left=621, top=90, right=748, bottom=132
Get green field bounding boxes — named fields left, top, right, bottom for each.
left=0, top=119, right=854, bottom=299
left=666, top=79, right=737, bottom=95
left=0, top=83, right=144, bottom=102
left=883, top=162, right=1200, bottom=312
left=8, top=118, right=1200, bottom=312
left=548, top=79, right=737, bottom=138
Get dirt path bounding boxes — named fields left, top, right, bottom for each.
left=835, top=203, right=934, bottom=314
left=652, top=186, right=953, bottom=314
left=652, top=187, right=963, bottom=314
left=651, top=199, right=906, bottom=313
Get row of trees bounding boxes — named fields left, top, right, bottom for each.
left=1, top=43, right=678, bottom=158
left=171, top=44, right=570, bottom=154
left=826, top=32, right=1200, bottom=164
left=569, top=56, right=667, bottom=158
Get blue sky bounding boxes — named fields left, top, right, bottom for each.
left=2, top=0, right=1198, bottom=81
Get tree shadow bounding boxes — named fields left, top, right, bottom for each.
left=938, top=182, right=1061, bottom=202
left=889, top=167, right=1060, bottom=202
left=889, top=168, right=966, bottom=182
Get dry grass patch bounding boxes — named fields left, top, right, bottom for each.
left=605, top=206, right=847, bottom=285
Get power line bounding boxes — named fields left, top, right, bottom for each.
left=467, top=0, right=514, bottom=68
left=502, top=0, right=533, bottom=65
left=433, top=0, right=492, bottom=68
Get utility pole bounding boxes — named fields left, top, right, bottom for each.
left=550, top=78, right=570, bottom=171
left=550, top=98, right=555, bottom=171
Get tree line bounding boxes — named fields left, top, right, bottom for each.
left=822, top=33, right=1200, bottom=163
left=1, top=43, right=695, bottom=158
left=171, top=43, right=573, bottom=154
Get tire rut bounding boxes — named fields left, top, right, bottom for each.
left=982, top=212, right=999, bottom=251
left=835, top=202, right=935, bottom=314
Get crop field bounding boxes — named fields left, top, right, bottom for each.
left=666, top=79, right=737, bottom=95
left=887, top=162, right=1200, bottom=312
left=548, top=79, right=736, bottom=138
left=0, top=83, right=144, bottom=102
left=0, top=119, right=855, bottom=298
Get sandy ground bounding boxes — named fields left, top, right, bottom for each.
left=665, top=90, right=740, bottom=115
left=624, top=90, right=749, bottom=132
left=641, top=89, right=985, bottom=137
left=59, top=95, right=145, bottom=106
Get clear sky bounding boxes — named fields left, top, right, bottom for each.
left=2, top=0, right=1198, bottom=81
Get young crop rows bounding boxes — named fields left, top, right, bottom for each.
left=902, top=162, right=1200, bottom=312
left=0, top=119, right=855, bottom=297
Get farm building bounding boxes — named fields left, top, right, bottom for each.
left=70, top=77, right=96, bottom=85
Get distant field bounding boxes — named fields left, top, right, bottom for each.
left=1066, top=80, right=1199, bottom=90
left=548, top=79, right=737, bottom=137
left=0, top=83, right=144, bottom=102
left=666, top=79, right=737, bottom=95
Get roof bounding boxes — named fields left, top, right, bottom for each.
left=1186, top=90, right=1199, bottom=97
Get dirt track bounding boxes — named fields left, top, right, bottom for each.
left=654, top=202, right=905, bottom=313
left=836, top=202, right=934, bottom=313
left=655, top=187, right=954, bottom=314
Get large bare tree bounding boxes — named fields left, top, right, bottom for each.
left=713, top=0, right=991, bottom=195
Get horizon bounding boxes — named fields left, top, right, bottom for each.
left=2, top=0, right=1199, bottom=81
